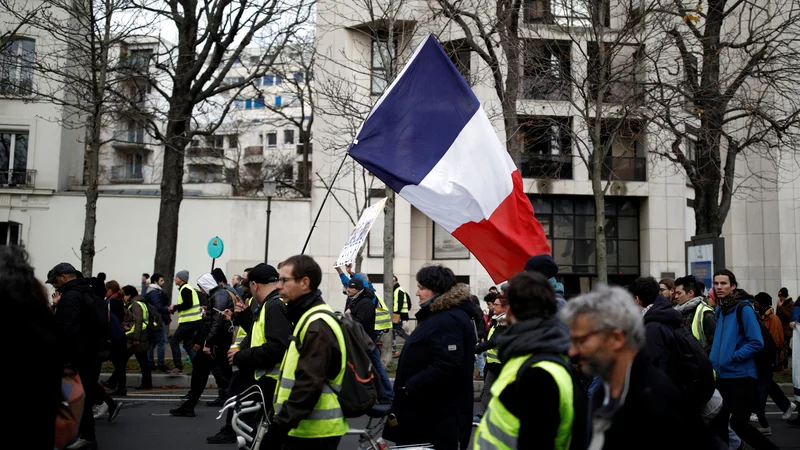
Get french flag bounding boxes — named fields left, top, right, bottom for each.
left=347, top=34, right=551, bottom=283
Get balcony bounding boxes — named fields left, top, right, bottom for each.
left=522, top=76, right=570, bottom=101
left=109, top=165, right=144, bottom=184
left=601, top=156, right=646, bottom=181
left=0, top=169, right=35, bottom=188
left=520, top=154, right=573, bottom=179
left=112, top=129, right=152, bottom=151
left=244, top=146, right=263, bottom=165
left=188, top=147, right=224, bottom=158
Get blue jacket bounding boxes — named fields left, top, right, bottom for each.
left=339, top=272, right=379, bottom=306
left=709, top=295, right=763, bottom=380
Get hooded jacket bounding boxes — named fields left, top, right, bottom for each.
left=53, top=277, right=101, bottom=365
left=346, top=287, right=376, bottom=334
left=641, top=294, right=684, bottom=375
left=384, top=284, right=477, bottom=450
left=493, top=316, right=589, bottom=450
left=145, top=284, right=171, bottom=326
left=710, top=289, right=763, bottom=379
left=200, top=283, right=234, bottom=348
left=674, top=296, right=716, bottom=351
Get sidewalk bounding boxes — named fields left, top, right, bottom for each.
left=99, top=372, right=796, bottom=398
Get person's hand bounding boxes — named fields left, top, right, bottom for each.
left=123, top=324, right=132, bottom=331
left=336, top=266, right=344, bottom=274
left=52, top=291, right=61, bottom=305
left=203, top=346, right=211, bottom=355
left=222, top=309, right=233, bottom=321
left=133, top=341, right=140, bottom=345
left=168, top=304, right=174, bottom=312
left=234, top=300, right=246, bottom=315
left=193, top=344, right=201, bottom=351
left=228, top=347, right=239, bottom=365
left=346, top=263, right=354, bottom=275
left=791, top=321, right=797, bottom=328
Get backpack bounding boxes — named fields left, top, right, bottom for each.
left=144, top=302, right=163, bottom=337
left=666, top=323, right=716, bottom=409
left=296, top=309, right=380, bottom=418
left=736, top=303, right=778, bottom=375
left=85, top=291, right=111, bottom=360
left=54, top=369, right=85, bottom=450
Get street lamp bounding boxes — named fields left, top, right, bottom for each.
left=263, top=179, right=278, bottom=263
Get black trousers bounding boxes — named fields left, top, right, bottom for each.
left=714, top=378, right=780, bottom=450
left=169, top=321, right=203, bottom=370
left=77, top=360, right=101, bottom=441
left=183, top=345, right=232, bottom=410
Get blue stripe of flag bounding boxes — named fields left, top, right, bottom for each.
left=348, top=35, right=480, bottom=193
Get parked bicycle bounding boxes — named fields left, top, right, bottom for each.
left=218, top=385, right=432, bottom=450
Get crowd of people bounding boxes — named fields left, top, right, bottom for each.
left=11, top=240, right=800, bottom=450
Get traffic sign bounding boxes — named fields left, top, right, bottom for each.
left=207, top=236, right=224, bottom=259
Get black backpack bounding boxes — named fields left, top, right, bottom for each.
left=84, top=291, right=111, bottom=360
left=666, top=323, right=716, bottom=409
left=736, top=303, right=778, bottom=375
left=295, top=309, right=380, bottom=418
left=143, top=301, right=163, bottom=337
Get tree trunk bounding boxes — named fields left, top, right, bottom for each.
left=591, top=122, right=608, bottom=284
left=153, top=113, right=189, bottom=293
left=301, top=129, right=311, bottom=197
left=80, top=0, right=111, bottom=277
left=381, top=188, right=395, bottom=366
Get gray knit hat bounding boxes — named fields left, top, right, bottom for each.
left=176, top=270, right=189, bottom=282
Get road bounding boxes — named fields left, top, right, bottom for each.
left=95, top=390, right=798, bottom=449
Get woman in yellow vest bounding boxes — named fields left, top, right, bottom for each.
left=121, top=287, right=153, bottom=390
left=475, top=272, right=588, bottom=450
left=473, top=294, right=508, bottom=425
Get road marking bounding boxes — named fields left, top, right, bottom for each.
left=150, top=413, right=174, bottom=416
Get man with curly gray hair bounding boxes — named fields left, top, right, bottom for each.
left=560, top=285, right=713, bottom=450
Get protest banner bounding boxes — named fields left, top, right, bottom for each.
left=334, top=197, right=387, bottom=267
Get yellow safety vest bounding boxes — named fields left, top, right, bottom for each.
left=393, top=286, right=409, bottom=314
left=178, top=283, right=202, bottom=324
left=250, top=301, right=281, bottom=381
left=374, top=293, right=392, bottom=331
left=274, top=303, right=348, bottom=438
left=475, top=356, right=574, bottom=450
left=125, top=300, right=149, bottom=336
left=234, top=327, right=247, bottom=345
left=486, top=323, right=501, bottom=364
left=691, top=302, right=715, bottom=348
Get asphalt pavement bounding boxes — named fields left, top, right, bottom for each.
left=95, top=389, right=798, bottom=449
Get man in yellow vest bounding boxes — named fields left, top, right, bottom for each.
left=391, top=276, right=411, bottom=354
left=207, top=263, right=292, bottom=444
left=168, top=269, right=203, bottom=373
left=475, top=272, right=587, bottom=449
left=266, top=255, right=348, bottom=450
left=674, top=275, right=716, bottom=352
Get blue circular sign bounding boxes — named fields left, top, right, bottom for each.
left=208, top=236, right=224, bottom=259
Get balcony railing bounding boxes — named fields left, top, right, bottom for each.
left=187, top=147, right=224, bottom=158
left=601, top=156, right=646, bottom=181
left=0, top=169, right=35, bottom=188
left=520, top=154, right=573, bottom=179
left=244, top=146, right=263, bottom=156
left=521, top=76, right=570, bottom=101
left=109, top=165, right=144, bottom=183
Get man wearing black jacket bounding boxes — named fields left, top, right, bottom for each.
left=168, top=270, right=204, bottom=372
left=206, top=264, right=292, bottom=444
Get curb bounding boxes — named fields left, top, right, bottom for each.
left=99, top=373, right=793, bottom=398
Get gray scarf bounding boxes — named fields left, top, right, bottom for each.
left=674, top=296, right=703, bottom=316
left=495, top=316, right=571, bottom=363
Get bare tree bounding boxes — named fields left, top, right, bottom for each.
left=0, top=0, right=44, bottom=50
left=1, top=0, right=155, bottom=275
left=431, top=0, right=652, bottom=282
left=645, top=0, right=800, bottom=236
left=131, top=0, right=313, bottom=290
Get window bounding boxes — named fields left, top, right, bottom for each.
left=0, top=222, right=22, bottom=246
left=263, top=75, right=274, bottom=86
left=187, top=165, right=224, bottom=183
left=235, top=99, right=245, bottom=109
left=266, top=133, right=277, bottom=147
left=371, top=35, right=396, bottom=95
left=281, top=165, right=293, bottom=180
left=207, top=135, right=224, bottom=148
left=222, top=76, right=245, bottom=86
left=275, top=95, right=282, bottom=107
left=126, top=121, right=145, bottom=144
left=125, top=153, right=144, bottom=178
left=284, top=130, right=295, bottom=145
left=528, top=195, right=639, bottom=275
left=128, top=49, right=152, bottom=70
left=519, top=117, right=572, bottom=179
left=253, top=97, right=264, bottom=109
left=0, top=131, right=29, bottom=186
left=275, top=75, right=283, bottom=85
left=588, top=43, right=644, bottom=103
left=443, top=40, right=471, bottom=84
left=433, top=222, right=469, bottom=259
left=228, top=135, right=239, bottom=148
left=524, top=0, right=610, bottom=26
left=1, top=38, right=35, bottom=96
left=598, top=120, right=646, bottom=181
left=293, top=72, right=304, bottom=82
left=523, top=40, right=571, bottom=101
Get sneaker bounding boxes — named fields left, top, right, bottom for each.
left=749, top=413, right=758, bottom=422
left=472, top=414, right=481, bottom=427
left=755, top=426, right=771, bottom=436
left=206, top=427, right=237, bottom=444
left=157, top=366, right=169, bottom=372
left=108, top=402, right=122, bottom=422
left=92, top=403, right=108, bottom=420
left=170, top=406, right=196, bottom=417
left=206, top=398, right=224, bottom=407
left=171, top=368, right=183, bottom=375
left=66, top=438, right=98, bottom=450
left=782, top=402, right=797, bottom=420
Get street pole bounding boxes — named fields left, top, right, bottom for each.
left=264, top=195, right=272, bottom=263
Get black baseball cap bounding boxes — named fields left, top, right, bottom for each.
left=247, top=263, right=279, bottom=284
left=347, top=278, right=365, bottom=290
left=46, top=262, right=82, bottom=284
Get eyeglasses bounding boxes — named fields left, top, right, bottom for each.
left=569, top=329, right=607, bottom=347
left=277, top=277, right=298, bottom=285
left=659, top=288, right=669, bottom=293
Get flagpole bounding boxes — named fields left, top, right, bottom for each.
left=301, top=153, right=350, bottom=255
